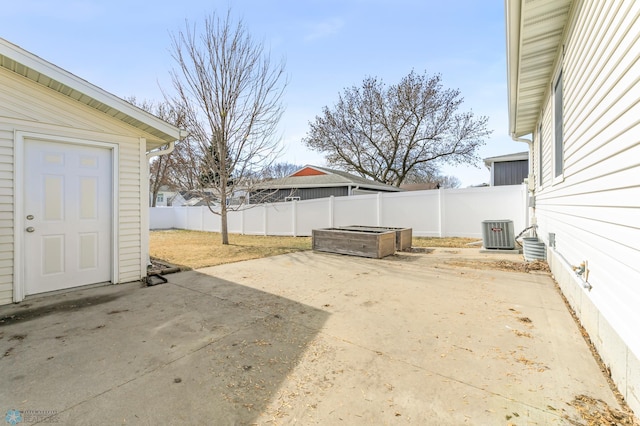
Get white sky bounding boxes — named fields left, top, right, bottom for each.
left=3, top=0, right=525, bottom=186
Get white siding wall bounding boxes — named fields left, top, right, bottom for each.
left=0, top=66, right=156, bottom=304
left=0, top=128, right=14, bottom=304
left=534, top=0, right=640, bottom=412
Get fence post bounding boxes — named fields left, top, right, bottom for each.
left=263, top=204, right=268, bottom=236
left=329, top=196, right=335, bottom=228
left=438, top=188, right=445, bottom=237
left=292, top=200, right=298, bottom=237
left=240, top=208, right=245, bottom=235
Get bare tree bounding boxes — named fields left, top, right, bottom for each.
left=401, top=167, right=461, bottom=189
left=127, top=97, right=187, bottom=206
left=260, top=162, right=303, bottom=180
left=166, top=11, right=287, bottom=244
left=303, top=71, right=491, bottom=187
left=438, top=175, right=461, bottom=189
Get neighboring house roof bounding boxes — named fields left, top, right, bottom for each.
left=505, top=0, right=572, bottom=137
left=399, top=183, right=440, bottom=191
left=258, top=165, right=403, bottom=192
left=483, top=151, right=528, bottom=169
left=0, top=38, right=187, bottom=149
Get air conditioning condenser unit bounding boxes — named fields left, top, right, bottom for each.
left=481, top=220, right=515, bottom=249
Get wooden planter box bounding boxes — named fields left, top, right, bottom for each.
left=312, top=228, right=396, bottom=259
left=338, top=226, right=412, bottom=252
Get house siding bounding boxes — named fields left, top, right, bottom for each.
left=0, top=66, right=155, bottom=304
left=252, top=186, right=350, bottom=203
left=493, top=160, right=528, bottom=186
left=0, top=127, right=13, bottom=304
left=534, top=0, right=640, bottom=412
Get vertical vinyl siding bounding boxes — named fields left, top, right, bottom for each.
left=535, top=0, right=640, bottom=403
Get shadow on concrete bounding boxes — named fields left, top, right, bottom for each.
left=0, top=270, right=329, bottom=425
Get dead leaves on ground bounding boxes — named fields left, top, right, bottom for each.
left=444, top=259, right=551, bottom=273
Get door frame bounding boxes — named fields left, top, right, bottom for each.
left=13, top=131, right=119, bottom=302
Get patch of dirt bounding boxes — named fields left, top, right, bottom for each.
left=8, top=334, right=26, bottom=341
left=409, top=247, right=434, bottom=254
left=444, top=259, right=551, bottom=273
left=512, top=330, right=532, bottom=338
left=566, top=394, right=638, bottom=426
left=554, top=281, right=639, bottom=424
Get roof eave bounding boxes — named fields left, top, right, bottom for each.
left=0, top=38, right=185, bottom=148
left=505, top=0, right=522, bottom=138
left=256, top=182, right=402, bottom=192
left=505, top=0, right=573, bottom=138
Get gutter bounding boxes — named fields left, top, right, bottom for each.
left=505, top=0, right=522, bottom=138
left=146, top=141, right=175, bottom=160
left=146, top=130, right=188, bottom=160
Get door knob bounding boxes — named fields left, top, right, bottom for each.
left=26, top=227, right=35, bottom=233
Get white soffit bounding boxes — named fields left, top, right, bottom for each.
left=506, top=0, right=572, bottom=137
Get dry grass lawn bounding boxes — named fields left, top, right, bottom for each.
left=412, top=236, right=481, bottom=248
left=150, top=230, right=312, bottom=269
left=150, top=230, right=481, bottom=269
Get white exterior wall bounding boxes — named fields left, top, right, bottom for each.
left=533, top=0, right=640, bottom=413
left=0, top=66, right=155, bottom=305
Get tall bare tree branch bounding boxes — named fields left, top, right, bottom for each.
left=303, top=71, right=491, bottom=187
left=166, top=10, right=287, bottom=244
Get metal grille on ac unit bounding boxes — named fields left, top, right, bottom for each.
left=481, top=220, right=515, bottom=249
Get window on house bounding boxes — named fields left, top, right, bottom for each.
left=284, top=196, right=301, bottom=202
left=553, top=71, right=563, bottom=178
left=157, top=193, right=164, bottom=203
left=538, top=124, right=544, bottom=187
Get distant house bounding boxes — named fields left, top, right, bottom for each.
left=153, top=185, right=178, bottom=207
left=0, top=38, right=184, bottom=304
left=506, top=0, right=640, bottom=414
left=169, top=190, right=215, bottom=207
left=483, top=152, right=528, bottom=186
left=250, top=165, right=402, bottom=203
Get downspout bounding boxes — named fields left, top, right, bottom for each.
left=146, top=141, right=176, bottom=208
left=145, top=130, right=187, bottom=269
left=511, top=134, right=534, bottom=231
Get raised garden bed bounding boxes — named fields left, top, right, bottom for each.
left=312, top=228, right=396, bottom=259
left=338, top=226, right=412, bottom=252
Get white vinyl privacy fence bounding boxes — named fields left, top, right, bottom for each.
left=150, top=185, right=528, bottom=238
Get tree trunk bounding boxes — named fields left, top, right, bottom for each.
left=220, top=201, right=229, bottom=245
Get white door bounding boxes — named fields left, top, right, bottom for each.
left=23, top=139, right=112, bottom=295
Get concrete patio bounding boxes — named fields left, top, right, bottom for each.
left=0, top=249, right=634, bottom=425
